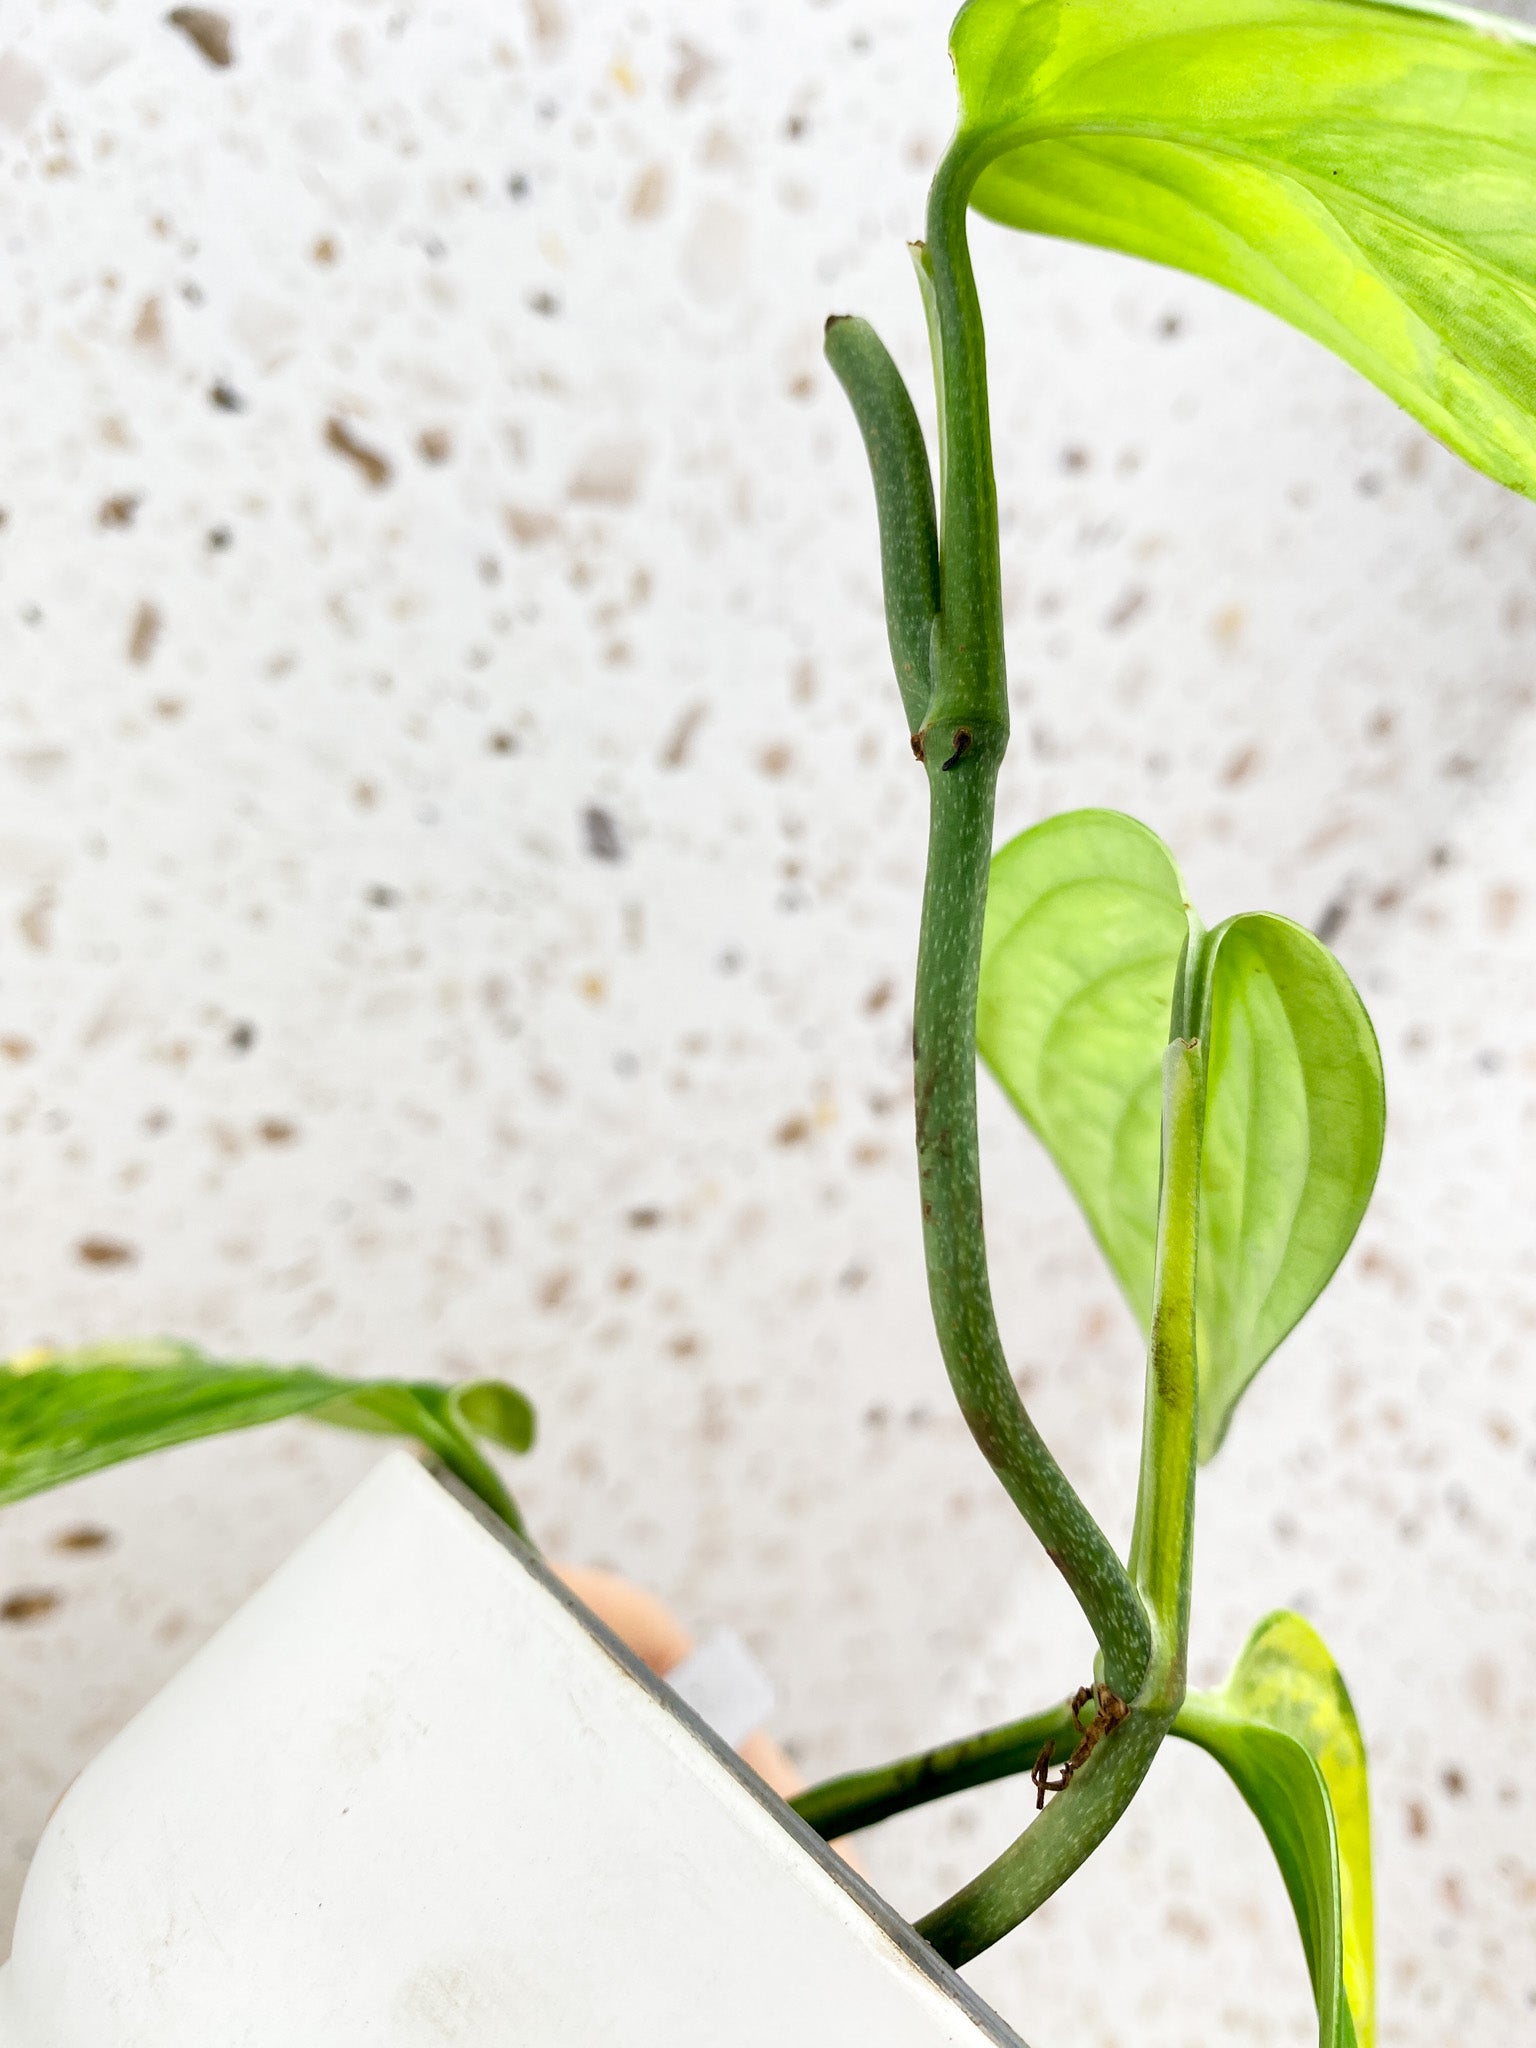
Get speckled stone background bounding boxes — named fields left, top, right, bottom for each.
left=1, top=1, right=1534, bottom=2041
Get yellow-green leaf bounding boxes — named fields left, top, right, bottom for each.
left=978, top=807, right=1194, bottom=1331
left=1175, top=1611, right=1374, bottom=2048
left=948, top=0, right=1536, bottom=500
left=1193, top=912, right=1385, bottom=1455
left=0, top=1338, right=534, bottom=1535
left=978, top=811, right=1384, bottom=1456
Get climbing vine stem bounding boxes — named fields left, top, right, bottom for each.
left=905, top=144, right=1152, bottom=1704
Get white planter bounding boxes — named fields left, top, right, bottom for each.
left=0, top=1454, right=1018, bottom=2046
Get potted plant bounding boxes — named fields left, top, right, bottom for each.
left=4, top=0, right=1536, bottom=2037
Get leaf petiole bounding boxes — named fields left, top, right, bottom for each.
left=791, top=1696, right=1082, bottom=1841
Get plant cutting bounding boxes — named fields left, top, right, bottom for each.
left=6, top=0, right=1536, bottom=2040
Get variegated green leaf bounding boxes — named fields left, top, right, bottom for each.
left=1176, top=1610, right=1373, bottom=2048
left=948, top=0, right=1536, bottom=501
left=0, top=1338, right=534, bottom=1535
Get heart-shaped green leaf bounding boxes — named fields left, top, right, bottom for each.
left=1175, top=1611, right=1373, bottom=2048
left=948, top=0, right=1536, bottom=501
left=978, top=810, right=1384, bottom=1456
left=0, top=1338, right=535, bottom=1535
left=1192, top=912, right=1385, bottom=1455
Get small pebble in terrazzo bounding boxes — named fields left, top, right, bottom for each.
left=131, top=297, right=164, bottom=348
left=504, top=507, right=558, bottom=546
left=75, top=1238, right=136, bottom=1268
left=323, top=419, right=392, bottom=490
left=126, top=602, right=161, bottom=664
left=0, top=1592, right=60, bottom=1626
left=18, top=890, right=54, bottom=951
left=582, top=807, right=623, bottom=862
left=660, top=704, right=707, bottom=769
left=166, top=9, right=235, bottom=69
left=97, top=495, right=140, bottom=530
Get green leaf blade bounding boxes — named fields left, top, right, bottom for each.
left=978, top=808, right=1194, bottom=1328
left=1176, top=1610, right=1373, bottom=2048
left=450, top=1379, right=538, bottom=1455
left=0, top=1340, right=536, bottom=1534
left=1196, top=913, right=1385, bottom=1457
left=949, top=0, right=1536, bottom=500
left=978, top=815, right=1384, bottom=1455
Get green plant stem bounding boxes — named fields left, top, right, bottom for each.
left=791, top=1697, right=1080, bottom=1840
left=918, top=1703, right=1170, bottom=1966
left=1127, top=1038, right=1204, bottom=1657
left=914, top=748, right=1147, bottom=1702
left=793, top=1693, right=1246, bottom=1846
left=909, top=146, right=1152, bottom=1706
left=813, top=136, right=1189, bottom=1959
left=823, top=315, right=939, bottom=735
left=914, top=1041, right=1205, bottom=1964
left=921, top=148, right=1004, bottom=736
